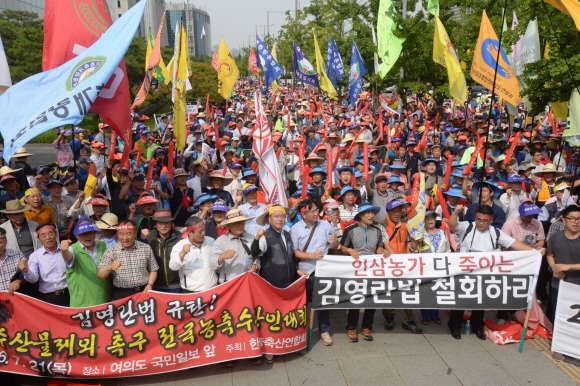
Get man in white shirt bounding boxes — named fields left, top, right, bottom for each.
left=499, top=173, right=529, bottom=221
left=169, top=217, right=216, bottom=293
left=238, top=185, right=266, bottom=235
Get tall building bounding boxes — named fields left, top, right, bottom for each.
left=166, top=1, right=211, bottom=58
left=116, top=0, right=169, bottom=46
left=0, top=0, right=44, bottom=17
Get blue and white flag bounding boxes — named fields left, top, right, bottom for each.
left=349, top=40, right=368, bottom=104
left=330, top=38, right=345, bottom=80
left=0, top=0, right=147, bottom=161
left=256, top=36, right=284, bottom=90
left=292, top=42, right=319, bottom=88
left=326, top=37, right=337, bottom=89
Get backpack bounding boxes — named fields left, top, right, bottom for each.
left=461, top=222, right=501, bottom=251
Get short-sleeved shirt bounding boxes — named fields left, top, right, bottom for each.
left=338, top=204, right=359, bottom=222
left=99, top=241, right=159, bottom=288
left=0, top=249, right=25, bottom=291
left=546, top=231, right=580, bottom=286
left=25, top=206, right=56, bottom=225
left=341, top=223, right=383, bottom=255
left=501, top=217, right=545, bottom=247
left=42, top=196, right=74, bottom=230
left=456, top=221, right=516, bottom=252
left=290, top=220, right=332, bottom=274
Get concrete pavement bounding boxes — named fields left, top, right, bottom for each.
left=5, top=309, right=578, bottom=386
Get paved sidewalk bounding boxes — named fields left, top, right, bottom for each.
left=6, top=310, right=578, bottom=386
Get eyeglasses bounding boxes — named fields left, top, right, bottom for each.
left=308, top=208, right=320, bottom=214
left=565, top=217, right=580, bottom=222
left=475, top=217, right=491, bottom=223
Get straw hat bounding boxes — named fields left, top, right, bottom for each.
left=0, top=166, right=22, bottom=176
left=492, top=155, right=517, bottom=170
left=12, top=147, right=34, bottom=158
left=534, top=163, right=564, bottom=177
left=218, top=209, right=254, bottom=227
left=0, top=200, right=30, bottom=214
left=305, top=153, right=325, bottom=165
left=206, top=170, right=233, bottom=187
left=95, top=213, right=118, bottom=230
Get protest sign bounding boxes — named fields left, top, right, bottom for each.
left=0, top=274, right=306, bottom=378
left=551, top=281, right=580, bottom=361
left=312, top=251, right=541, bottom=310
left=186, top=102, right=198, bottom=115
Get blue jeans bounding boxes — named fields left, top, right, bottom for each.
left=306, top=273, right=331, bottom=333
left=421, top=309, right=439, bottom=320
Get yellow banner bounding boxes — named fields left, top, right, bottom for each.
left=313, top=32, right=337, bottom=99
left=83, top=174, right=98, bottom=197
left=174, top=24, right=189, bottom=151
left=545, top=0, right=580, bottom=32
left=470, top=11, right=521, bottom=106
left=217, top=38, right=239, bottom=99
left=433, top=16, right=468, bottom=103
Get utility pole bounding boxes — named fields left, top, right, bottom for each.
left=400, top=0, right=407, bottom=81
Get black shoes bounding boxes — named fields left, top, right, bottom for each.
left=450, top=330, right=461, bottom=339
left=402, top=322, right=423, bottom=334
left=384, top=317, right=394, bottom=330
left=475, top=330, right=486, bottom=340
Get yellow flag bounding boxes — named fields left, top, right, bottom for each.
left=217, top=38, right=239, bottom=99
left=433, top=16, right=468, bottom=103
left=271, top=44, right=279, bottom=94
left=145, top=28, right=153, bottom=73
left=313, top=32, right=337, bottom=99
left=543, top=41, right=550, bottom=59
left=174, top=24, right=189, bottom=151
left=545, top=0, right=580, bottom=32
left=158, top=55, right=171, bottom=84
left=471, top=11, right=521, bottom=106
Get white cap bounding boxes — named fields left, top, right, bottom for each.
left=232, top=136, right=240, bottom=141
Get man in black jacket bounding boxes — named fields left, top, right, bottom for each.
left=168, top=168, right=195, bottom=228
left=147, top=208, right=182, bottom=293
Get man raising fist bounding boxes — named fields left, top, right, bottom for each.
left=61, top=217, right=110, bottom=307
left=169, top=217, right=216, bottom=293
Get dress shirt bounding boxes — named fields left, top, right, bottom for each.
left=169, top=236, right=217, bottom=291
left=98, top=241, right=159, bottom=288
left=210, top=231, right=260, bottom=283
left=290, top=220, right=332, bottom=274
left=24, top=246, right=68, bottom=293
left=238, top=202, right=266, bottom=235
left=0, top=249, right=25, bottom=291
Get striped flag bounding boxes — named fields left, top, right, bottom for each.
left=253, top=90, right=288, bottom=207
left=407, top=173, right=426, bottom=240
left=211, top=49, right=218, bottom=71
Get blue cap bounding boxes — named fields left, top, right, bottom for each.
left=193, top=193, right=217, bottom=209
left=450, top=170, right=464, bottom=179
left=423, top=157, right=438, bottom=166
left=388, top=175, right=401, bottom=184
left=242, top=169, right=257, bottom=178
left=337, top=186, right=360, bottom=202
left=354, top=171, right=363, bottom=178
left=407, top=140, right=417, bottom=146
left=61, top=175, right=76, bottom=186
left=133, top=171, right=146, bottom=181
left=386, top=198, right=409, bottom=211
left=154, top=148, right=165, bottom=157
left=139, top=128, right=150, bottom=135
left=354, top=203, right=380, bottom=220
left=519, top=201, right=541, bottom=217
left=309, top=166, right=327, bottom=176
left=472, top=180, right=501, bottom=198
left=443, top=187, right=466, bottom=198
left=212, top=200, right=229, bottom=212
left=73, top=217, right=100, bottom=236
left=338, top=166, right=353, bottom=174
left=507, top=172, right=525, bottom=183
left=47, top=179, right=62, bottom=187
left=242, top=185, right=259, bottom=195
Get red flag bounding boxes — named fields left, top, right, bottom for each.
left=42, top=0, right=132, bottom=167
left=167, top=141, right=174, bottom=180
left=249, top=48, right=260, bottom=75
left=108, top=131, right=117, bottom=161
left=146, top=160, right=155, bottom=190
left=363, top=142, right=369, bottom=182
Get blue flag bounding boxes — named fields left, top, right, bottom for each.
left=256, top=36, right=284, bottom=90
left=331, top=37, right=345, bottom=80
left=292, top=42, right=319, bottom=88
left=326, top=38, right=338, bottom=89
left=0, top=0, right=147, bottom=161
left=349, top=40, right=368, bottom=105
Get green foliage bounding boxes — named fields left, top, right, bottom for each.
left=272, top=0, right=580, bottom=115
left=0, top=10, right=43, bottom=83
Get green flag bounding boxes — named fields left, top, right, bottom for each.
left=427, top=0, right=439, bottom=16
left=377, top=0, right=405, bottom=78
left=563, top=89, right=580, bottom=146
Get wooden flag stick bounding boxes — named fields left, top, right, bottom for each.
left=306, top=307, right=315, bottom=352
left=518, top=308, right=532, bottom=353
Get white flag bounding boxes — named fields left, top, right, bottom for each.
left=0, top=33, right=12, bottom=97
left=513, top=19, right=540, bottom=76
left=201, top=26, right=206, bottom=39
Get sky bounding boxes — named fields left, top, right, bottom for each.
left=188, top=0, right=311, bottom=51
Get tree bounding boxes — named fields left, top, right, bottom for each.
left=0, top=10, right=43, bottom=83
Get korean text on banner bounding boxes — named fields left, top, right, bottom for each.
left=551, top=281, right=580, bottom=361
left=0, top=274, right=307, bottom=378
left=312, top=251, right=541, bottom=310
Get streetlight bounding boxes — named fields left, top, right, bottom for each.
left=255, top=24, right=273, bottom=44
left=267, top=10, right=285, bottom=38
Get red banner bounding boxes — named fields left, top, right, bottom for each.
left=0, top=274, right=307, bottom=378
left=43, top=0, right=132, bottom=166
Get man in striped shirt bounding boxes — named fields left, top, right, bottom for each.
left=337, top=186, right=359, bottom=223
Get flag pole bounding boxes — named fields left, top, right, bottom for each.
left=479, top=1, right=508, bottom=207
left=517, top=307, right=531, bottom=353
